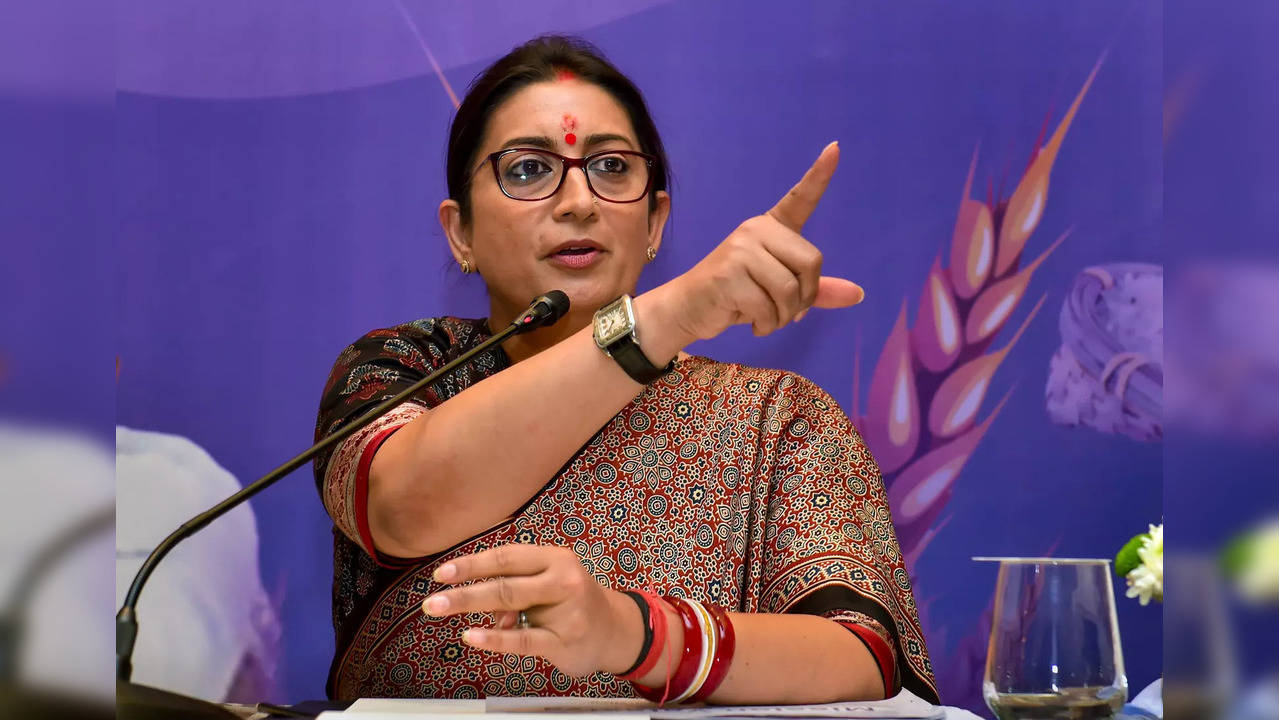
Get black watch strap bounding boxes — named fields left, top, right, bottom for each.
left=607, top=335, right=675, bottom=385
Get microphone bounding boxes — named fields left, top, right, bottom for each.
left=115, top=291, right=569, bottom=719
left=513, top=290, right=570, bottom=333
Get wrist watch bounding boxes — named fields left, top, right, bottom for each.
left=593, top=295, right=675, bottom=384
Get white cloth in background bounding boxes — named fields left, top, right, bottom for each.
left=0, top=421, right=114, bottom=701
left=116, top=426, right=279, bottom=703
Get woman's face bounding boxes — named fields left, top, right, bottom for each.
left=441, top=79, right=670, bottom=325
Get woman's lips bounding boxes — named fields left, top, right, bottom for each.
left=548, top=248, right=603, bottom=269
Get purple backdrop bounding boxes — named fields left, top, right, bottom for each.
left=115, top=0, right=1162, bottom=710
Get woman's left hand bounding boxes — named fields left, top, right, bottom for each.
left=422, top=544, right=642, bottom=678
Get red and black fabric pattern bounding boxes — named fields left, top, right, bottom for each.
left=314, top=317, right=939, bottom=703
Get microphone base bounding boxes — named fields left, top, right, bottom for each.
left=0, top=683, right=113, bottom=720
left=116, top=680, right=239, bottom=720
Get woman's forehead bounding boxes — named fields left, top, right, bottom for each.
left=483, top=80, right=637, bottom=149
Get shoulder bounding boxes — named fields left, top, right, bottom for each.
left=333, top=316, right=487, bottom=363
left=321, top=316, right=490, bottom=395
left=675, top=356, right=848, bottom=418
left=350, top=316, right=489, bottom=353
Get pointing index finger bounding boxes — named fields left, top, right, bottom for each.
left=766, top=141, right=840, bottom=233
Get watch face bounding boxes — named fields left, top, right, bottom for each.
left=597, top=305, right=629, bottom=344
left=595, top=296, right=635, bottom=347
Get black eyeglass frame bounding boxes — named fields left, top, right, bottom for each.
left=477, top=147, right=658, bottom=204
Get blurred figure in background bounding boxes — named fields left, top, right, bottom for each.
left=116, top=426, right=281, bottom=704
left=0, top=422, right=113, bottom=706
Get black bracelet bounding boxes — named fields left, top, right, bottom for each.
left=616, top=590, right=653, bottom=677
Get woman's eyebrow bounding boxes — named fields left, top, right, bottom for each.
left=497, top=133, right=635, bottom=152
left=582, top=133, right=635, bottom=149
left=499, top=136, right=556, bottom=150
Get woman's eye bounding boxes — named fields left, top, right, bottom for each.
left=504, top=157, right=554, bottom=183
left=590, top=155, right=629, bottom=174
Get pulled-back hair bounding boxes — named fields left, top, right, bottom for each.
left=446, top=35, right=670, bottom=222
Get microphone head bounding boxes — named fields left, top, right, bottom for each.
left=542, top=290, right=570, bottom=323
left=513, top=290, right=572, bottom=333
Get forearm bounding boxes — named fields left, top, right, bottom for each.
left=616, top=597, right=884, bottom=705
left=705, top=612, right=885, bottom=704
left=368, top=287, right=690, bottom=556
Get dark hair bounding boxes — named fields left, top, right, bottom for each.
left=446, top=35, right=671, bottom=222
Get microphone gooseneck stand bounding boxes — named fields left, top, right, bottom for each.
left=116, top=291, right=570, bottom=720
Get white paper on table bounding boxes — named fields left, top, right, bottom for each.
left=646, top=693, right=945, bottom=719
left=487, top=697, right=653, bottom=712
left=490, top=691, right=943, bottom=719
left=318, top=691, right=944, bottom=719
left=318, top=697, right=484, bottom=717
left=318, top=697, right=647, bottom=720
left=319, top=709, right=643, bottom=720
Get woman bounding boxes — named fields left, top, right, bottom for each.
left=315, top=35, right=938, bottom=705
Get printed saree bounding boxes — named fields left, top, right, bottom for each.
left=315, top=317, right=938, bottom=703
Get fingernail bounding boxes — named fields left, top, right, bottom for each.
left=423, top=595, right=450, bottom=615
left=463, top=628, right=486, bottom=645
left=853, top=286, right=866, bottom=304
left=794, top=309, right=809, bottom=322
left=434, top=563, right=457, bottom=582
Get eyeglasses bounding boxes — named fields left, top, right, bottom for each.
left=479, top=147, right=657, bottom=204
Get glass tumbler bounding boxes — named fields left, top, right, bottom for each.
left=977, top=558, right=1128, bottom=720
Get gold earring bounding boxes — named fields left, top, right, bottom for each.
left=460, top=258, right=472, bottom=274
left=645, top=246, right=657, bottom=262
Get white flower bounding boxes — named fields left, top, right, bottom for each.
left=1125, top=523, right=1163, bottom=605
left=1125, top=564, right=1160, bottom=605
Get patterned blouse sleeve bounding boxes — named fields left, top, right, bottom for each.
left=756, top=374, right=940, bottom=703
left=312, top=318, right=494, bottom=565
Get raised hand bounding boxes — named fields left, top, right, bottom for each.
left=664, top=142, right=865, bottom=341
left=421, top=544, right=640, bottom=679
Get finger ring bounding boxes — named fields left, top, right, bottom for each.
left=516, top=611, right=532, bottom=629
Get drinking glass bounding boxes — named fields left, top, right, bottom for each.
left=977, top=558, right=1128, bottom=719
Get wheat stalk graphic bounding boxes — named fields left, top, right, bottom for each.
left=855, top=63, right=1101, bottom=572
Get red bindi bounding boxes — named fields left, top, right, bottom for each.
left=561, top=114, right=579, bottom=146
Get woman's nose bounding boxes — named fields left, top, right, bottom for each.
left=553, top=167, right=596, bottom=220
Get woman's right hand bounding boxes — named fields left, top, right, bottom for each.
left=660, top=142, right=865, bottom=342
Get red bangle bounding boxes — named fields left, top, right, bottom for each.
left=689, top=603, right=736, bottom=702
left=631, top=674, right=666, bottom=703
left=666, top=596, right=708, bottom=702
left=633, top=596, right=703, bottom=703
left=628, top=595, right=674, bottom=703
left=618, top=591, right=667, bottom=682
